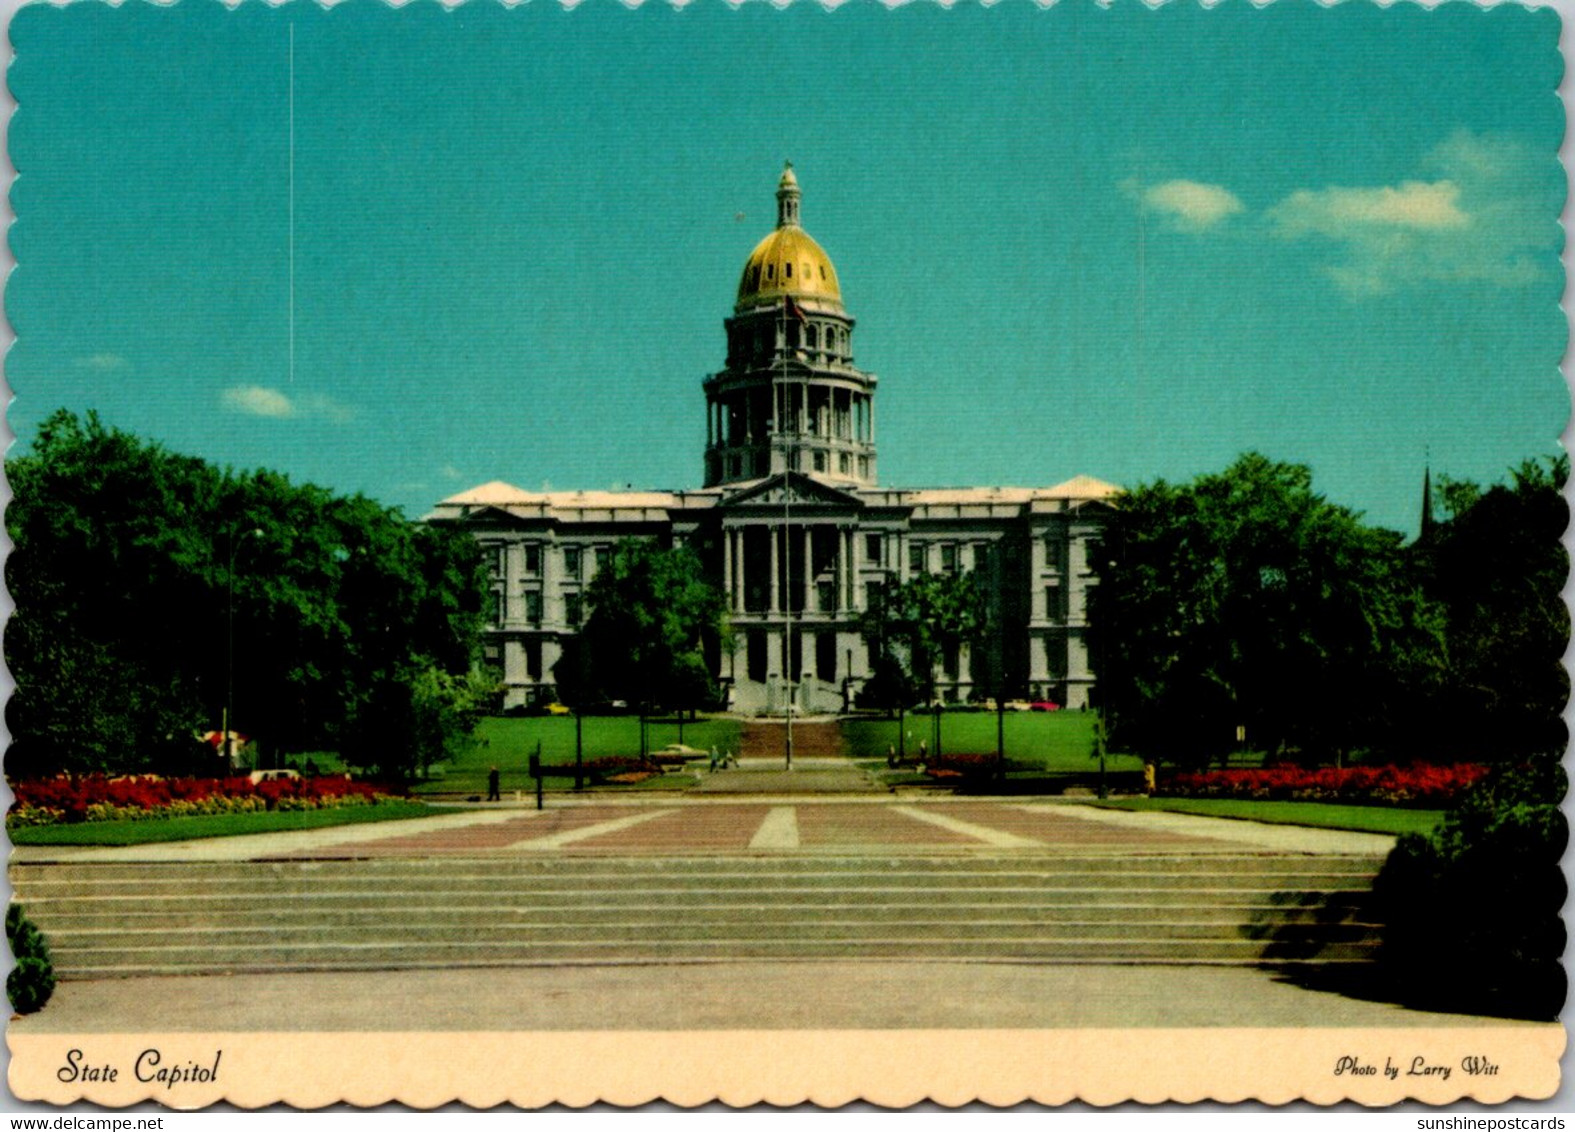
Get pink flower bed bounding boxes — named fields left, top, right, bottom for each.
left=1159, top=763, right=1489, bottom=808
left=8, top=774, right=393, bottom=826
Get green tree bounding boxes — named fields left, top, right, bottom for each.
left=5, top=409, right=490, bottom=781
left=575, top=538, right=730, bottom=714
left=857, top=572, right=987, bottom=708
left=1089, top=453, right=1446, bottom=767
left=1413, top=455, right=1569, bottom=762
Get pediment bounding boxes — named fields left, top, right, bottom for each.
left=722, top=472, right=865, bottom=511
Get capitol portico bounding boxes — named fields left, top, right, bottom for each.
left=428, top=166, right=1118, bottom=715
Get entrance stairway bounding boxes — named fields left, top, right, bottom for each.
left=10, top=853, right=1386, bottom=979
left=739, top=719, right=845, bottom=760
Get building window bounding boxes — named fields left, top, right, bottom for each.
left=524, top=640, right=542, bottom=681
left=817, top=580, right=836, bottom=614
left=565, top=592, right=583, bottom=626
left=594, top=545, right=611, bottom=571
left=813, top=451, right=826, bottom=472
left=1045, top=584, right=1063, bottom=621
left=564, top=547, right=582, bottom=576
left=909, top=542, right=926, bottom=574
left=524, top=544, right=541, bottom=575
left=747, top=631, right=767, bottom=683
left=816, top=632, right=837, bottom=683
left=1044, top=534, right=1064, bottom=573
left=865, top=579, right=885, bottom=610
left=524, top=591, right=542, bottom=624
left=785, top=261, right=793, bottom=278
left=493, top=591, right=505, bottom=627
left=858, top=456, right=869, bottom=479
left=838, top=453, right=851, bottom=474
left=865, top=533, right=882, bottom=565
left=940, top=544, right=958, bottom=574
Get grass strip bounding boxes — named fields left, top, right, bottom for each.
left=1086, top=796, right=1444, bottom=837
left=8, top=800, right=440, bottom=846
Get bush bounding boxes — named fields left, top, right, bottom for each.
left=1370, top=760, right=1567, bottom=1020
left=6, top=905, right=56, bottom=1015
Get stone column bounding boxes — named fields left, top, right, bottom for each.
left=543, top=539, right=563, bottom=628
left=769, top=525, right=780, bottom=614
left=722, top=527, right=734, bottom=614
left=850, top=525, right=864, bottom=611
left=803, top=526, right=814, bottom=614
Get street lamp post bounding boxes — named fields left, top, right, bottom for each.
left=224, top=526, right=263, bottom=772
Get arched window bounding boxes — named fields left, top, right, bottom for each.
left=805, top=325, right=818, bottom=349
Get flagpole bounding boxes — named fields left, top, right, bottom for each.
left=781, top=296, right=793, bottom=771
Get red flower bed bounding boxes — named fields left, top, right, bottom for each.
left=9, top=773, right=388, bottom=824
left=1158, top=763, right=1489, bottom=808
left=923, top=753, right=1002, bottom=779
left=583, top=757, right=659, bottom=774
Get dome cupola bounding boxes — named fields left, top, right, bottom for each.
left=735, top=162, right=843, bottom=310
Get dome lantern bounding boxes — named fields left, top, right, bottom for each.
left=776, top=162, right=801, bottom=228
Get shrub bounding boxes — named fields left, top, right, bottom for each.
left=6, top=905, right=55, bottom=1015
left=1370, top=760, right=1567, bottom=1021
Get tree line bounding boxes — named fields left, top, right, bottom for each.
left=7, top=410, right=492, bottom=781
left=1089, top=451, right=1568, bottom=770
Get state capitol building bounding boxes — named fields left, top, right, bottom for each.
left=429, top=166, right=1118, bottom=715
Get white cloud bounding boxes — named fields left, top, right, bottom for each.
left=222, top=385, right=296, bottom=418
left=75, top=353, right=128, bottom=372
left=221, top=386, right=355, bottom=422
left=1268, top=131, right=1553, bottom=297
left=1141, top=179, right=1245, bottom=231
left=1270, top=180, right=1467, bottom=236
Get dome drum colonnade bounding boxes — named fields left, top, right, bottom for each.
left=703, top=164, right=878, bottom=491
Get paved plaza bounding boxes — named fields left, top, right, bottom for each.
left=12, top=791, right=1395, bottom=864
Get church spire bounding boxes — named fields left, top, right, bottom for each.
left=776, top=162, right=801, bottom=228
left=1420, top=460, right=1436, bottom=541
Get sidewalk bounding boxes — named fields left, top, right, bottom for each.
left=10, top=960, right=1530, bottom=1033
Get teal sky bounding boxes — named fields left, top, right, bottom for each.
left=7, top=1, right=1566, bottom=535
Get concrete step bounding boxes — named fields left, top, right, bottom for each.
left=14, top=854, right=1387, bottom=883
left=47, top=937, right=1384, bottom=979
left=11, top=851, right=1385, bottom=978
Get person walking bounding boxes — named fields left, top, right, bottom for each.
left=487, top=766, right=501, bottom=802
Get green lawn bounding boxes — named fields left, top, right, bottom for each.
left=843, top=711, right=1146, bottom=773
left=1087, top=796, right=1445, bottom=837
left=8, top=799, right=441, bottom=846
left=413, top=714, right=742, bottom=796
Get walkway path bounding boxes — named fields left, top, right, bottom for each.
left=11, top=797, right=1391, bottom=863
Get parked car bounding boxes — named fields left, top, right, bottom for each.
left=1003, top=700, right=1033, bottom=712
left=544, top=702, right=572, bottom=716
left=1028, top=700, right=1061, bottom=712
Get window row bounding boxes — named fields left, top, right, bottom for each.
left=491, top=591, right=586, bottom=627
left=482, top=543, right=614, bottom=580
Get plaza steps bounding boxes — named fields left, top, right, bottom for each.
left=10, top=853, right=1387, bottom=979
left=739, top=719, right=844, bottom=760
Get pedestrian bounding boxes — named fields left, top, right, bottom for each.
left=487, top=766, right=501, bottom=802
left=886, top=743, right=897, bottom=768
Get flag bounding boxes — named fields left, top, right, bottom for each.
left=783, top=294, right=806, bottom=323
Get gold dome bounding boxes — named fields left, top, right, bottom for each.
left=735, top=163, right=843, bottom=309
left=735, top=227, right=842, bottom=308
